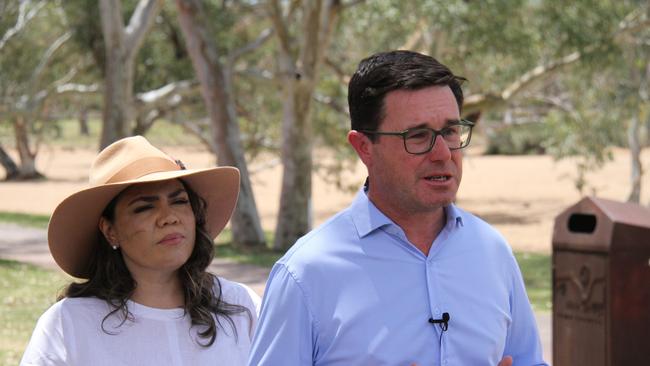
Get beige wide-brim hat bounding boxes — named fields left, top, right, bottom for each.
left=48, top=135, right=240, bottom=278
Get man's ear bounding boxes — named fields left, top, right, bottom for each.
left=98, top=217, right=117, bottom=247
left=347, top=130, right=373, bottom=167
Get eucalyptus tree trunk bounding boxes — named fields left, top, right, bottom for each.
left=12, top=115, right=42, bottom=179
left=274, top=58, right=314, bottom=249
left=627, top=115, right=642, bottom=203
left=175, top=0, right=266, bottom=247
left=0, top=145, right=19, bottom=180
left=98, top=0, right=161, bottom=149
left=270, top=0, right=342, bottom=250
left=79, top=107, right=90, bottom=136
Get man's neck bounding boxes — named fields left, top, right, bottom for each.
left=368, top=193, right=447, bottom=256
left=393, top=208, right=447, bottom=256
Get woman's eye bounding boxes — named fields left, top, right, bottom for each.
left=133, top=205, right=153, bottom=213
left=173, top=198, right=190, bottom=205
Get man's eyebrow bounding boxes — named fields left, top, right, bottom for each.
left=404, top=122, right=429, bottom=130
left=404, top=119, right=461, bottom=130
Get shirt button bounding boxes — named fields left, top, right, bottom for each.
left=434, top=307, right=441, bottom=315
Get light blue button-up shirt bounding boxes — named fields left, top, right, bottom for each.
left=249, top=189, right=547, bottom=366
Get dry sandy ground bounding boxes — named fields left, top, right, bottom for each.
left=1, top=145, right=649, bottom=253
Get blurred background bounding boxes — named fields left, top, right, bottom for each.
left=1, top=0, right=650, bottom=363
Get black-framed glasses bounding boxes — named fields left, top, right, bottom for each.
left=361, top=119, right=475, bottom=155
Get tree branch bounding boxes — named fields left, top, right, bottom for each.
left=124, top=0, right=162, bottom=60
left=324, top=56, right=350, bottom=84
left=55, top=83, right=101, bottom=95
left=268, top=0, right=292, bottom=55
left=0, top=0, right=45, bottom=50
left=615, top=4, right=650, bottom=41
left=235, top=67, right=275, bottom=81
left=341, top=0, right=365, bottom=8
left=463, top=5, right=650, bottom=118
left=228, top=27, right=274, bottom=63
left=99, top=0, right=125, bottom=50
left=169, top=115, right=217, bottom=153
left=32, top=31, right=72, bottom=86
left=314, top=92, right=348, bottom=116
left=401, top=18, right=427, bottom=51
left=136, top=79, right=199, bottom=106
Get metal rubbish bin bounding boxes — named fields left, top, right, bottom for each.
left=552, top=196, right=650, bottom=366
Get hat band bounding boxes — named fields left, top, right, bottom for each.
left=104, top=157, right=180, bottom=184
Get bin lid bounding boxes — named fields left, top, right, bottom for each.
left=553, top=196, right=650, bottom=252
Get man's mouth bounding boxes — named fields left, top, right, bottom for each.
left=425, top=175, right=451, bottom=182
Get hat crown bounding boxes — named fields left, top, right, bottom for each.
left=89, top=136, right=179, bottom=186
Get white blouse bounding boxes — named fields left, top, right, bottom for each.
left=20, top=277, right=260, bottom=366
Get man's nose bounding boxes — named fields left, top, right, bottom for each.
left=426, top=134, right=452, bottom=161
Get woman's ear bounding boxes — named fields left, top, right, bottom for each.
left=98, top=217, right=117, bottom=247
left=347, top=130, right=373, bottom=167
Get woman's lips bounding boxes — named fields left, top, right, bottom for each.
left=158, top=233, right=184, bottom=245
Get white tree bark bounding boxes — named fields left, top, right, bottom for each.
left=175, top=0, right=266, bottom=247
left=0, top=144, right=19, bottom=180
left=5, top=30, right=71, bottom=179
left=627, top=115, right=642, bottom=203
left=270, top=0, right=343, bottom=250
left=98, top=0, right=161, bottom=149
left=12, top=115, right=42, bottom=179
left=0, top=0, right=45, bottom=50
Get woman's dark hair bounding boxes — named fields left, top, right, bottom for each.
left=348, top=50, right=467, bottom=138
left=60, top=180, right=250, bottom=346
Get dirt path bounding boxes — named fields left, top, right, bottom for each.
left=1, top=146, right=648, bottom=253
left=0, top=222, right=270, bottom=295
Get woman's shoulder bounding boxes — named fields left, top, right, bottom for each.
left=34, top=297, right=109, bottom=327
left=214, top=277, right=261, bottom=313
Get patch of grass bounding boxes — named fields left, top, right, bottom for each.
left=214, top=243, right=284, bottom=268
left=31, top=118, right=204, bottom=149
left=515, top=251, right=551, bottom=312
left=214, top=229, right=283, bottom=267
left=0, top=260, right=68, bottom=365
left=0, top=212, right=49, bottom=229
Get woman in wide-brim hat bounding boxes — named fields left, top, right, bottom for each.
left=21, top=136, right=259, bottom=366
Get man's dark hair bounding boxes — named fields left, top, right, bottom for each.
left=348, top=50, right=466, bottom=136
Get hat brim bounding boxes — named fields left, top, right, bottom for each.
left=48, top=166, right=240, bottom=278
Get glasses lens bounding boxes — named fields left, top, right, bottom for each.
left=404, top=128, right=434, bottom=154
left=403, top=124, right=473, bottom=154
left=443, top=124, right=472, bottom=150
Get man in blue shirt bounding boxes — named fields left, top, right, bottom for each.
left=249, top=50, right=547, bottom=366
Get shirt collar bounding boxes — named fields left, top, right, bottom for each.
left=349, top=188, right=393, bottom=238
left=349, top=186, right=464, bottom=238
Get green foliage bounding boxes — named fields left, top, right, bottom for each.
left=0, top=212, right=50, bottom=229
left=3, top=0, right=650, bottom=203
left=0, top=260, right=68, bottom=365
left=62, top=0, right=195, bottom=93
left=0, top=2, right=72, bottom=100
left=484, top=123, right=548, bottom=155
